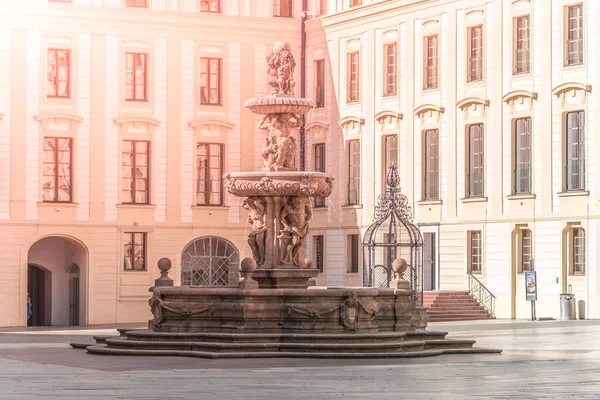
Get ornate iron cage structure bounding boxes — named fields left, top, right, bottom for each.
left=362, top=164, right=424, bottom=304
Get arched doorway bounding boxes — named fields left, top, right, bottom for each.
left=27, top=237, right=87, bottom=326
left=181, top=236, right=240, bottom=286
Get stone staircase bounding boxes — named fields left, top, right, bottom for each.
left=424, top=291, right=494, bottom=322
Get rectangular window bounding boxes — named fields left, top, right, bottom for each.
left=383, top=134, right=397, bottom=175
left=423, top=129, right=439, bottom=200
left=520, top=229, right=532, bottom=273
left=383, top=43, right=397, bottom=96
left=314, top=143, right=326, bottom=207
left=314, top=235, right=324, bottom=272
left=197, top=143, right=223, bottom=206
left=47, top=49, right=70, bottom=98
left=125, top=53, right=147, bottom=101
left=424, top=35, right=438, bottom=89
left=467, top=25, right=483, bottom=82
left=468, top=124, right=484, bottom=197
left=566, top=4, right=583, bottom=66
left=200, top=0, right=220, bottom=12
left=572, top=227, right=585, bottom=275
left=200, top=58, right=221, bottom=105
left=121, top=140, right=150, bottom=204
left=565, top=111, right=585, bottom=191
left=315, top=59, right=325, bottom=108
left=124, top=232, right=146, bottom=271
left=514, top=15, right=530, bottom=74
left=126, top=0, right=148, bottom=7
left=273, top=0, right=292, bottom=17
left=347, top=51, right=359, bottom=103
left=350, top=0, right=362, bottom=7
left=468, top=231, right=482, bottom=274
left=319, top=0, right=327, bottom=16
left=347, top=234, right=359, bottom=273
left=514, top=117, right=532, bottom=194
left=42, top=137, right=72, bottom=202
left=348, top=139, right=360, bottom=205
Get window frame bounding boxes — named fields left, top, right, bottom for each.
left=347, top=234, right=360, bottom=273
left=513, top=15, right=531, bottom=75
left=564, top=110, right=585, bottom=192
left=565, top=3, right=584, bottom=67
left=314, top=143, right=326, bottom=207
left=123, top=232, right=147, bottom=271
left=314, top=235, right=325, bottom=272
left=42, top=137, right=73, bottom=203
left=315, top=59, right=325, bottom=108
left=571, top=227, right=585, bottom=275
left=468, top=230, right=482, bottom=274
left=273, top=0, right=293, bottom=17
left=467, top=25, right=484, bottom=83
left=518, top=228, right=533, bottom=274
left=467, top=123, right=485, bottom=198
left=346, top=51, right=360, bottom=103
left=125, top=52, right=148, bottom=102
left=349, top=0, right=362, bottom=7
left=513, top=117, right=532, bottom=195
left=121, top=140, right=151, bottom=205
left=47, top=48, right=71, bottom=99
left=125, top=0, right=148, bottom=8
left=423, top=34, right=439, bottom=90
left=196, top=142, right=224, bottom=206
left=200, top=0, right=221, bottom=12
left=347, top=139, right=360, bottom=205
left=422, top=129, right=439, bottom=201
left=383, top=42, right=397, bottom=96
left=199, top=57, right=222, bottom=106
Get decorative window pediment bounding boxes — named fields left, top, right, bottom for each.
left=374, top=110, right=403, bottom=124
left=188, top=116, right=235, bottom=138
left=306, top=121, right=329, bottom=131
left=414, top=104, right=444, bottom=124
left=552, top=82, right=592, bottom=105
left=457, top=97, right=489, bottom=119
left=35, top=109, right=84, bottom=131
left=338, top=116, right=364, bottom=129
left=502, top=90, right=537, bottom=112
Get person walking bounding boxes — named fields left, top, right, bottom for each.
left=27, top=293, right=33, bottom=321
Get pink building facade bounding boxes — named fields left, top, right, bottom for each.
left=2, top=0, right=600, bottom=327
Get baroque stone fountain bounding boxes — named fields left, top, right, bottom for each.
left=71, top=42, right=500, bottom=358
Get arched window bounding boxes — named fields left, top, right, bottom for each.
left=181, top=236, right=240, bottom=286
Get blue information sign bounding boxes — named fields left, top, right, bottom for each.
left=525, top=271, right=537, bottom=301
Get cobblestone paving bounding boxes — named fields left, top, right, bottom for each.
left=1, top=320, right=599, bottom=399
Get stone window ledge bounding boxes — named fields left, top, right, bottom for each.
left=557, top=191, right=589, bottom=198
left=116, top=204, right=157, bottom=209
left=341, top=204, right=363, bottom=209
left=417, top=200, right=443, bottom=205
left=460, top=196, right=488, bottom=204
left=507, top=194, right=536, bottom=200
left=37, top=202, right=78, bottom=207
left=191, top=205, right=230, bottom=210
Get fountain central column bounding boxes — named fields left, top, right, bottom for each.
left=224, top=41, right=334, bottom=289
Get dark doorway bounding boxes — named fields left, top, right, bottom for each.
left=27, top=264, right=51, bottom=326
left=423, top=233, right=436, bottom=291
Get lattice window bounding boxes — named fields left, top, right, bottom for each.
left=314, top=143, right=326, bottom=207
left=315, top=59, right=325, bottom=108
left=181, top=237, right=240, bottom=286
left=423, top=129, right=439, bottom=200
left=200, top=0, right=220, bottom=12
left=125, top=53, right=147, bottom=101
left=565, top=4, right=583, bottom=66
left=514, top=15, right=530, bottom=74
left=42, top=137, right=72, bottom=202
left=565, top=111, right=585, bottom=191
left=384, top=43, right=397, bottom=96
left=200, top=58, right=221, bottom=105
left=47, top=49, right=70, bottom=98
left=514, top=118, right=532, bottom=194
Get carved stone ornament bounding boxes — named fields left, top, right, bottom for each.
left=340, top=292, right=379, bottom=331
left=243, top=198, right=267, bottom=266
left=267, top=41, right=297, bottom=97
left=278, top=196, right=312, bottom=266
left=148, top=289, right=217, bottom=330
left=224, top=172, right=334, bottom=198
left=259, top=113, right=301, bottom=171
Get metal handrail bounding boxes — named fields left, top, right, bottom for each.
left=467, top=272, right=496, bottom=318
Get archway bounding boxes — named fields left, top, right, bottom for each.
left=181, top=236, right=240, bottom=286
left=27, top=236, right=87, bottom=326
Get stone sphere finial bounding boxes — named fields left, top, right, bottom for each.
left=392, top=258, right=408, bottom=276
left=157, top=257, right=172, bottom=273
left=241, top=257, right=257, bottom=274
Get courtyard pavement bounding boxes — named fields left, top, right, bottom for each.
left=1, top=319, right=600, bottom=399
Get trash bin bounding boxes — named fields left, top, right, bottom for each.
left=560, top=293, right=576, bottom=321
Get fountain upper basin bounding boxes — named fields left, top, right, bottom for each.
left=245, top=96, right=315, bottom=116
left=224, top=171, right=334, bottom=198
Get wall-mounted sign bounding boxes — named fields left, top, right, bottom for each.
left=525, top=271, right=537, bottom=301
